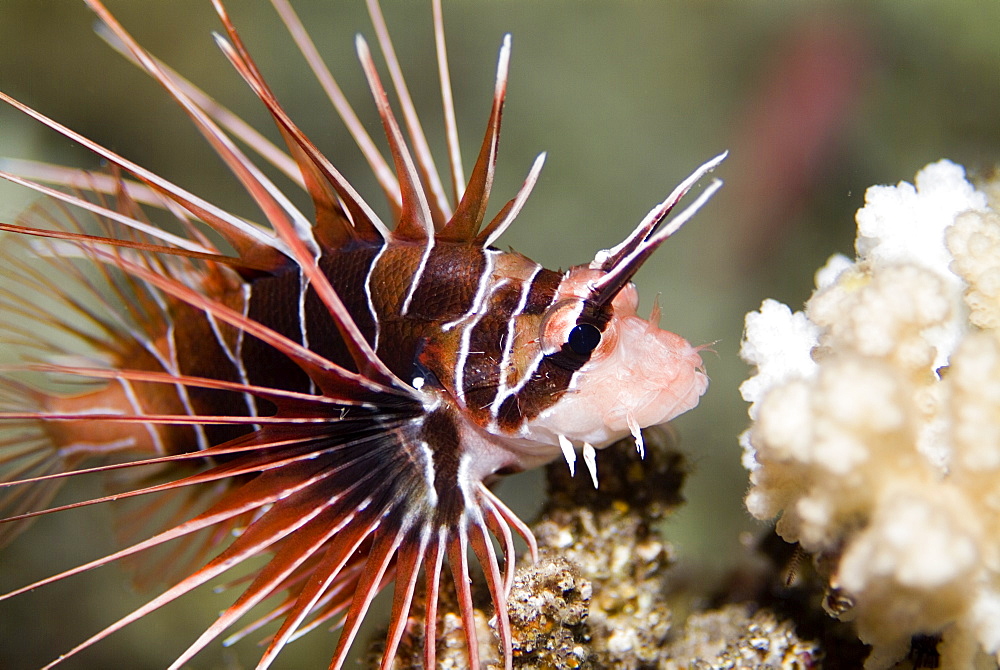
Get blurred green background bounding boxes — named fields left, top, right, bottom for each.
left=1, top=1, right=998, bottom=668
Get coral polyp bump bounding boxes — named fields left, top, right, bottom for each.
left=0, top=1, right=723, bottom=667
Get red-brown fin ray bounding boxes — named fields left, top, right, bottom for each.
left=480, top=486, right=518, bottom=594
left=432, top=0, right=465, bottom=208
left=447, top=528, right=481, bottom=669
left=365, top=0, right=452, bottom=228
left=0, top=170, right=213, bottom=254
left=589, top=152, right=727, bottom=308
left=0, top=221, right=274, bottom=275
left=0, top=425, right=388, bottom=531
left=0, top=246, right=118, bottom=353
left=268, top=0, right=403, bottom=220
left=481, top=484, right=539, bottom=562
left=328, top=516, right=409, bottom=669
left=208, top=1, right=377, bottom=250
left=165, top=467, right=387, bottom=670
left=0, top=159, right=196, bottom=218
left=32, top=453, right=370, bottom=670
left=0, top=90, right=291, bottom=275
left=355, top=35, right=434, bottom=242
left=379, top=525, right=429, bottom=669
left=210, top=30, right=389, bottom=245
left=239, top=563, right=366, bottom=649
left=93, top=24, right=305, bottom=192
left=438, top=35, right=511, bottom=243
left=476, top=152, right=547, bottom=249
left=62, top=241, right=391, bottom=404
left=423, top=529, right=447, bottom=669
left=248, top=520, right=378, bottom=668
left=0, top=438, right=347, bottom=599
left=0, top=427, right=364, bottom=500
left=84, top=0, right=322, bottom=262
left=8, top=363, right=372, bottom=414
left=208, top=26, right=408, bottom=389
left=470, top=505, right=514, bottom=670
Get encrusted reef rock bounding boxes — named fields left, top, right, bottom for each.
left=374, top=427, right=822, bottom=669
left=524, top=426, right=682, bottom=669
left=664, top=604, right=819, bottom=669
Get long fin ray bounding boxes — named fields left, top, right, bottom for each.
left=379, top=525, right=429, bottom=669
left=94, top=245, right=405, bottom=399
left=209, top=3, right=377, bottom=249
left=165, top=469, right=381, bottom=670
left=432, top=0, right=465, bottom=207
left=439, top=35, right=511, bottom=243
left=84, top=0, right=321, bottom=261
left=0, top=89, right=291, bottom=275
left=93, top=24, right=305, bottom=190
left=365, top=0, right=452, bottom=227
left=355, top=35, right=434, bottom=242
left=0, top=171, right=212, bottom=254
left=447, top=529, right=481, bottom=669
left=38, top=458, right=344, bottom=670
left=268, top=0, right=402, bottom=219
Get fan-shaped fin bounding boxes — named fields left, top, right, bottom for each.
left=256, top=507, right=383, bottom=668
left=34, top=455, right=349, bottom=670
left=166, top=469, right=383, bottom=670
left=438, top=35, right=511, bottom=243
left=328, top=518, right=407, bottom=669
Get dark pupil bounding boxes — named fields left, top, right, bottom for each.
left=567, top=323, right=602, bottom=355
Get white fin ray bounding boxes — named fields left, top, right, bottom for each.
left=267, top=0, right=402, bottom=215
left=364, top=0, right=452, bottom=226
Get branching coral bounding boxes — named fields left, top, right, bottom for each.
left=740, top=160, right=1000, bottom=668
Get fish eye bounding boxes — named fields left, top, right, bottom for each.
left=567, top=322, right=602, bottom=355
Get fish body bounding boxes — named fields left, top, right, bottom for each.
left=0, top=1, right=722, bottom=667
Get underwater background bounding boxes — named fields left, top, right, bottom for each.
left=1, top=1, right=999, bottom=667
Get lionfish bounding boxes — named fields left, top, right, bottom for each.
left=0, top=0, right=723, bottom=667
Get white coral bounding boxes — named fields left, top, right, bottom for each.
left=740, top=160, right=1000, bottom=669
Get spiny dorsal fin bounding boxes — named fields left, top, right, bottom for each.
left=0, top=90, right=291, bottom=277
left=356, top=35, right=434, bottom=243
left=432, top=0, right=464, bottom=209
left=365, top=0, right=452, bottom=228
left=269, top=0, right=403, bottom=223
left=438, top=35, right=511, bottom=243
left=211, top=0, right=384, bottom=249
left=476, top=152, right=547, bottom=248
